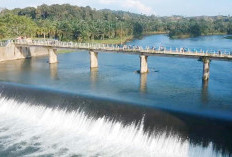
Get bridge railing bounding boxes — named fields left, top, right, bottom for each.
left=0, top=40, right=13, bottom=47
left=13, top=39, right=232, bottom=58
left=0, top=42, right=6, bottom=47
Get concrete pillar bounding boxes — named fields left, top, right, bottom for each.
left=89, top=51, right=98, bottom=68
left=140, top=55, right=148, bottom=73
left=49, top=49, right=58, bottom=64
left=202, top=58, right=210, bottom=81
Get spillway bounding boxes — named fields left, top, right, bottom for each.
left=0, top=83, right=231, bottom=157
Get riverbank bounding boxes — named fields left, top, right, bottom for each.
left=170, top=32, right=228, bottom=39
left=142, top=31, right=167, bottom=36
left=170, top=34, right=191, bottom=39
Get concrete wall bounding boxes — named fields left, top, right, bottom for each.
left=0, top=43, right=49, bottom=62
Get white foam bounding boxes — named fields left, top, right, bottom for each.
left=0, top=96, right=227, bottom=157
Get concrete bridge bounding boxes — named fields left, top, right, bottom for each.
left=1, top=39, right=232, bottom=81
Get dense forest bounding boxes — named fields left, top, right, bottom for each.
left=0, top=4, right=232, bottom=43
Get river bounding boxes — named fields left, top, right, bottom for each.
left=0, top=34, right=231, bottom=156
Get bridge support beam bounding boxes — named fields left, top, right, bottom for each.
left=202, top=57, right=210, bottom=81
left=140, top=55, right=148, bottom=73
left=89, top=51, right=98, bottom=69
left=49, top=49, right=58, bottom=64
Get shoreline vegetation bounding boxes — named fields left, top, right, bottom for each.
left=170, top=32, right=228, bottom=39
left=0, top=4, right=232, bottom=45
left=142, top=31, right=168, bottom=35
left=225, top=36, right=232, bottom=39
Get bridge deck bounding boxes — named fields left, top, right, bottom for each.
left=8, top=40, right=232, bottom=61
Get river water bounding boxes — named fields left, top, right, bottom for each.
left=0, top=35, right=231, bottom=156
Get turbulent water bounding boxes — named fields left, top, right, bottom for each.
left=0, top=35, right=232, bottom=156
left=0, top=95, right=228, bottom=157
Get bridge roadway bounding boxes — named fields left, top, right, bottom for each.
left=14, top=40, right=232, bottom=60
left=6, top=39, right=232, bottom=80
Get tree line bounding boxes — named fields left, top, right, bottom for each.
left=167, top=17, right=232, bottom=38
left=0, top=4, right=232, bottom=42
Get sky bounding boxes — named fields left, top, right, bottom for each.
left=0, top=0, right=232, bottom=16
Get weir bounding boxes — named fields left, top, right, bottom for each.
left=0, top=83, right=232, bottom=156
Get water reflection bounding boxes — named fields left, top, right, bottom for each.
left=0, top=59, right=32, bottom=82
left=21, top=59, right=32, bottom=71
left=90, top=68, right=98, bottom=89
left=201, top=80, right=209, bottom=104
left=49, top=63, right=59, bottom=80
left=0, top=59, right=29, bottom=72
left=140, top=73, right=147, bottom=93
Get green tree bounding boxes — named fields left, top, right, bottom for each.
left=190, top=21, right=201, bottom=37
left=0, top=14, right=37, bottom=39
left=133, top=22, right=143, bottom=37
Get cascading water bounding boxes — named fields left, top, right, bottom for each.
left=0, top=95, right=228, bottom=157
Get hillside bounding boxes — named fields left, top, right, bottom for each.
left=0, top=4, right=232, bottom=42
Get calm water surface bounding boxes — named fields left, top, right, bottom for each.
left=127, top=34, right=232, bottom=52
left=1, top=35, right=232, bottom=118
left=0, top=35, right=232, bottom=156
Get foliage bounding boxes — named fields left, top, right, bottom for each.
left=1, top=4, right=232, bottom=41
left=133, top=22, right=143, bottom=37
left=168, top=17, right=232, bottom=38
left=0, top=14, right=37, bottom=38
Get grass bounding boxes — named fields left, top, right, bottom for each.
left=142, top=31, right=167, bottom=35
left=170, top=34, right=191, bottom=39
left=170, top=32, right=228, bottom=39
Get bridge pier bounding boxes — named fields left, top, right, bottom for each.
left=49, top=49, right=58, bottom=64
left=89, top=51, right=98, bottom=69
left=140, top=55, right=148, bottom=73
left=202, top=57, right=210, bottom=81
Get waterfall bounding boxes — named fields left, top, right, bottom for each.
left=0, top=96, right=227, bottom=157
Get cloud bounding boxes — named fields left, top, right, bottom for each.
left=99, top=0, right=117, bottom=4
left=99, top=0, right=156, bottom=15
left=124, top=0, right=155, bottom=15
